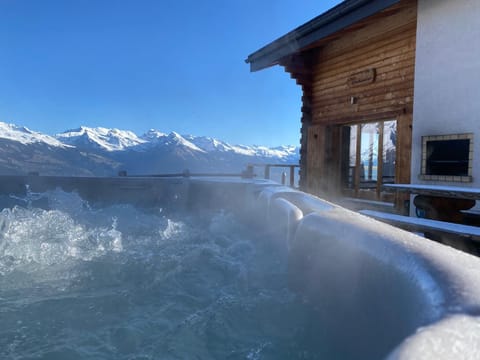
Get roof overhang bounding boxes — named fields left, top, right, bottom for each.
left=245, top=0, right=401, bottom=72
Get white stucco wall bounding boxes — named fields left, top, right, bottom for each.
left=412, top=0, right=480, bottom=186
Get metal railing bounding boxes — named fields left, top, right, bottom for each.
left=117, top=164, right=300, bottom=187
left=118, top=168, right=255, bottom=179
left=248, top=163, right=300, bottom=187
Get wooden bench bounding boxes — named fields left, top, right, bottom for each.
left=340, top=197, right=395, bottom=212
left=359, top=210, right=480, bottom=240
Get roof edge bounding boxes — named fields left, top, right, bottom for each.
left=246, top=0, right=401, bottom=72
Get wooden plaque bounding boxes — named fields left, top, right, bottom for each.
left=348, top=68, right=376, bottom=87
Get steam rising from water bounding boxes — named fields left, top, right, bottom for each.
left=0, top=190, right=316, bottom=359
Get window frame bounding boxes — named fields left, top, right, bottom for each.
left=342, top=119, right=397, bottom=200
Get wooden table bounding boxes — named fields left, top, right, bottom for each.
left=383, top=184, right=480, bottom=200
left=383, top=184, right=480, bottom=222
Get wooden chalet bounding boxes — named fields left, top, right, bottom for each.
left=249, top=0, right=480, bottom=249
left=247, top=0, right=416, bottom=207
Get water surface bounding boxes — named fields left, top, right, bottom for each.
left=0, top=190, right=320, bottom=359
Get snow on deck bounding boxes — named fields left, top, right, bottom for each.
left=360, top=209, right=480, bottom=239
left=384, top=184, right=480, bottom=200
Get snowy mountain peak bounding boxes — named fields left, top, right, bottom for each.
left=184, top=135, right=233, bottom=153
left=169, top=131, right=181, bottom=138
left=141, top=129, right=167, bottom=140
left=137, top=129, right=206, bottom=153
left=164, top=132, right=206, bottom=153
left=57, top=126, right=146, bottom=151
left=0, top=121, right=67, bottom=147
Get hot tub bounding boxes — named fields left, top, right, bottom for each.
left=0, top=175, right=479, bottom=359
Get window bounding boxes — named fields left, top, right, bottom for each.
left=342, top=120, right=396, bottom=200
left=420, top=133, right=473, bottom=182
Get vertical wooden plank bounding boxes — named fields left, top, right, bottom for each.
left=264, top=165, right=271, bottom=180
left=355, top=125, right=362, bottom=196
left=289, top=166, right=295, bottom=187
left=376, top=122, right=385, bottom=199
left=396, top=114, right=413, bottom=183
left=340, top=126, right=351, bottom=190
left=324, top=125, right=343, bottom=198
left=395, top=113, right=413, bottom=213
left=307, top=125, right=326, bottom=195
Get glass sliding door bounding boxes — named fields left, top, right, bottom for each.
left=360, top=122, right=379, bottom=187
left=382, top=120, right=397, bottom=185
left=342, top=120, right=397, bottom=201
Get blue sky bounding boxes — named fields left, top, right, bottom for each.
left=0, top=0, right=342, bottom=146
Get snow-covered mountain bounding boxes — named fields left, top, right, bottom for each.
left=184, top=135, right=297, bottom=159
left=55, top=125, right=297, bottom=160
left=0, top=123, right=119, bottom=176
left=0, top=121, right=299, bottom=176
left=140, top=131, right=206, bottom=153
left=57, top=126, right=146, bottom=151
left=0, top=122, right=68, bottom=148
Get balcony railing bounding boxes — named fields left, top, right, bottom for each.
left=118, top=163, right=300, bottom=188
left=248, top=163, right=300, bottom=187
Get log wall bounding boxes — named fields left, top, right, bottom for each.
left=285, top=0, right=417, bottom=198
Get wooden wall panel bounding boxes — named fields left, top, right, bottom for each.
left=306, top=125, right=326, bottom=195
left=395, top=113, right=413, bottom=211
left=311, top=1, right=417, bottom=125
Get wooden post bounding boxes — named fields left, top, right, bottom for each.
left=307, top=124, right=326, bottom=195
left=355, top=125, right=362, bottom=196
left=264, top=165, right=271, bottom=180
left=289, top=166, right=295, bottom=187
left=395, top=113, right=413, bottom=213
left=376, top=122, right=385, bottom=199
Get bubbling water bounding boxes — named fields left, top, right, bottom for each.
left=0, top=190, right=319, bottom=359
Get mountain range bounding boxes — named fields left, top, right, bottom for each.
left=0, top=122, right=299, bottom=177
